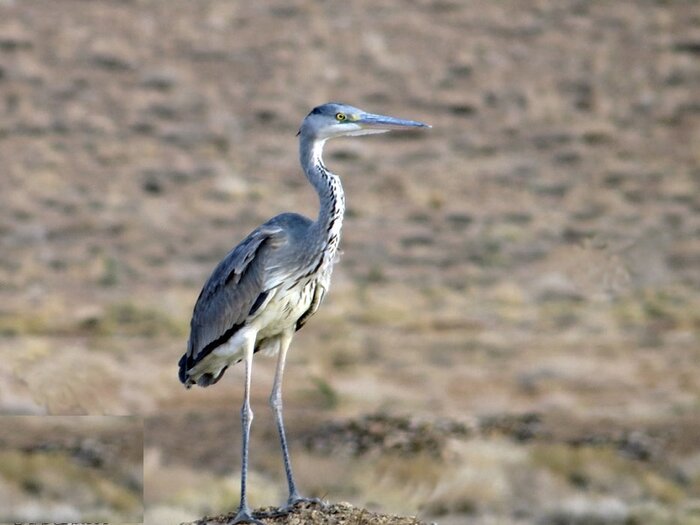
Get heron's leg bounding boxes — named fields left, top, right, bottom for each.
left=269, top=330, right=302, bottom=505
left=231, top=332, right=265, bottom=525
left=270, top=331, right=325, bottom=512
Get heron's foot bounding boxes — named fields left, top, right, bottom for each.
left=228, top=507, right=266, bottom=525
left=283, top=494, right=327, bottom=512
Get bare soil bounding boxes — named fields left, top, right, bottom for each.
left=187, top=501, right=427, bottom=525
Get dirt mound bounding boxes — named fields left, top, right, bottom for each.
left=186, top=500, right=428, bottom=525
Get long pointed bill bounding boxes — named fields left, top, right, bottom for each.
left=358, top=112, right=430, bottom=129
left=348, top=112, right=431, bottom=136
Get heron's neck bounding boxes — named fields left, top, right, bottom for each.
left=300, top=135, right=345, bottom=251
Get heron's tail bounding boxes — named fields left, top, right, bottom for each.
left=178, top=353, right=194, bottom=388
left=179, top=353, right=229, bottom=388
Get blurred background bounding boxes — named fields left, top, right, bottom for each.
left=0, top=1, right=698, bottom=524
left=0, top=416, right=142, bottom=522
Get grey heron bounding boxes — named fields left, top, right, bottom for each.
left=178, top=102, right=429, bottom=524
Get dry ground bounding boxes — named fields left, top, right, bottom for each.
left=0, top=0, right=699, bottom=524
left=186, top=501, right=427, bottom=525
left=0, top=416, right=143, bottom=523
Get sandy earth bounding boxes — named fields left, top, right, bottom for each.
left=0, top=0, right=698, bottom=524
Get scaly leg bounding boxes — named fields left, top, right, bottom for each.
left=230, top=332, right=265, bottom=525
left=270, top=330, right=325, bottom=511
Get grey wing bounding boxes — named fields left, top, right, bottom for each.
left=179, top=225, right=284, bottom=383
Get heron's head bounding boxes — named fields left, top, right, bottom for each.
left=299, top=102, right=430, bottom=141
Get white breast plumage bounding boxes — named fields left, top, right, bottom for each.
left=252, top=280, right=317, bottom=339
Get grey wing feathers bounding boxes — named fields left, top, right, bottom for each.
left=179, top=225, right=284, bottom=381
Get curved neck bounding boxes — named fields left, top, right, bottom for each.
left=299, top=135, right=345, bottom=239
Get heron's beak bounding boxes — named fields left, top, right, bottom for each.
left=355, top=112, right=431, bottom=132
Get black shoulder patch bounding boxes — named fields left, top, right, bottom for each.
left=295, top=309, right=311, bottom=331
left=249, top=290, right=269, bottom=316
left=224, top=269, right=238, bottom=285
left=296, top=285, right=323, bottom=332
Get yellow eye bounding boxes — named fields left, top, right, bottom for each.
left=335, top=112, right=347, bottom=121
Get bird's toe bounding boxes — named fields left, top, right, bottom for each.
left=284, top=495, right=327, bottom=512
left=228, top=509, right=266, bottom=525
